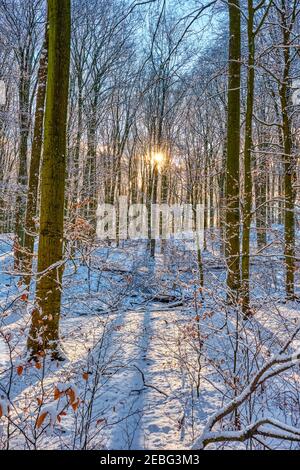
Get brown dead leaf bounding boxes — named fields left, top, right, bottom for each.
left=36, top=411, right=48, bottom=429
left=54, top=387, right=62, bottom=401
left=71, top=399, right=80, bottom=412
left=67, top=389, right=76, bottom=405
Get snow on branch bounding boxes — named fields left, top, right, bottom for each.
left=193, top=322, right=300, bottom=450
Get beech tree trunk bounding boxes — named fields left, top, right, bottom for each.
left=225, top=0, right=241, bottom=303
left=281, top=33, right=295, bottom=300
left=27, top=0, right=71, bottom=359
left=241, top=0, right=254, bottom=316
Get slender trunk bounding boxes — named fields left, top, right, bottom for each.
left=15, top=59, right=31, bottom=268
left=150, top=162, right=159, bottom=258
left=254, top=152, right=267, bottom=249
left=278, top=4, right=296, bottom=300
left=84, top=100, right=97, bottom=227
left=225, top=0, right=241, bottom=303
left=23, top=25, right=49, bottom=287
left=209, top=159, right=214, bottom=231
left=73, top=77, right=83, bottom=207
left=0, top=98, right=7, bottom=233
left=161, top=153, right=169, bottom=253
left=241, top=0, right=254, bottom=316
left=219, top=141, right=226, bottom=257
left=281, top=53, right=295, bottom=299
left=203, top=153, right=208, bottom=251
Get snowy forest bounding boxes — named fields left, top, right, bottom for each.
left=0, top=0, right=300, bottom=453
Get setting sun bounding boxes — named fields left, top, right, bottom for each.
left=152, top=152, right=165, bottom=166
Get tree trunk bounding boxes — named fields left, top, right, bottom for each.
left=84, top=102, right=98, bottom=227
left=15, top=56, right=31, bottom=269
left=278, top=3, right=296, bottom=300
left=23, top=25, right=49, bottom=287
left=225, top=0, right=241, bottom=303
left=27, top=0, right=71, bottom=360
left=241, top=0, right=254, bottom=316
left=281, top=48, right=295, bottom=299
left=161, top=153, right=169, bottom=253
left=203, top=153, right=208, bottom=251
left=150, top=161, right=159, bottom=258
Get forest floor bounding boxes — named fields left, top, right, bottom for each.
left=0, top=233, right=300, bottom=450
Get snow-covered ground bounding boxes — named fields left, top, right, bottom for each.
left=0, top=234, right=300, bottom=450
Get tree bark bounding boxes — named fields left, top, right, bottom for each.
left=15, top=54, right=31, bottom=269
left=278, top=1, right=296, bottom=300
left=23, top=25, right=49, bottom=287
left=225, top=0, right=241, bottom=303
left=241, top=0, right=255, bottom=316
left=281, top=42, right=295, bottom=299
left=27, top=0, right=71, bottom=359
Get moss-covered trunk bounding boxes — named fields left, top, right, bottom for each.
left=281, top=39, right=295, bottom=300
left=225, top=0, right=241, bottom=303
left=27, top=0, right=71, bottom=359
left=241, top=0, right=254, bottom=316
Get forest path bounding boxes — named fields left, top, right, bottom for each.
left=104, top=305, right=190, bottom=450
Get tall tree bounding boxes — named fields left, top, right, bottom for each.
left=241, top=0, right=272, bottom=316
left=23, top=23, right=49, bottom=287
left=27, top=0, right=71, bottom=359
left=278, top=0, right=298, bottom=300
left=225, top=0, right=241, bottom=303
